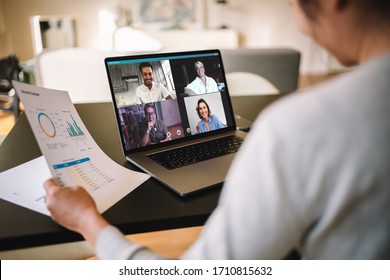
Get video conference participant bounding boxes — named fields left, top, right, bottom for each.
left=195, top=98, right=224, bottom=134
left=185, top=61, right=219, bottom=95
left=139, top=103, right=171, bottom=147
left=136, top=62, right=174, bottom=104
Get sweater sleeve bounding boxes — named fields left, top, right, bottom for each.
left=96, top=226, right=168, bottom=260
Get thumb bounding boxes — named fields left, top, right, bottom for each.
left=43, top=178, right=61, bottom=195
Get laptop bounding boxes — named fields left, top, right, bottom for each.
left=104, top=49, right=247, bottom=196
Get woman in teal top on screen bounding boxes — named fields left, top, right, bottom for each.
left=195, top=98, right=224, bottom=134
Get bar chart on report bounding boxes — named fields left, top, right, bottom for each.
left=66, top=114, right=88, bottom=146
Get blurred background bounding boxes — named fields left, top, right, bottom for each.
left=0, top=0, right=345, bottom=73
left=0, top=0, right=344, bottom=258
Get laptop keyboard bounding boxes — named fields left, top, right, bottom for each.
left=148, top=135, right=244, bottom=170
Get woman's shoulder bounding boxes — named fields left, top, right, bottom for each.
left=210, top=114, right=219, bottom=120
left=206, top=75, right=217, bottom=82
left=254, top=56, right=390, bottom=138
left=191, top=76, right=201, bottom=82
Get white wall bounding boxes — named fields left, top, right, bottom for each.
left=1, top=0, right=336, bottom=74
left=206, top=0, right=332, bottom=74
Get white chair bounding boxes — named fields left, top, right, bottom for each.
left=221, top=48, right=301, bottom=95
left=226, top=71, right=279, bottom=96
left=34, top=48, right=127, bottom=103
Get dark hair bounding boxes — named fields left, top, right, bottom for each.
left=144, top=103, right=156, bottom=115
left=297, top=0, right=320, bottom=20
left=298, top=0, right=390, bottom=22
left=196, top=99, right=211, bottom=119
left=139, top=62, right=153, bottom=73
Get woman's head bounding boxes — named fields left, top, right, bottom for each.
left=292, top=0, right=390, bottom=66
left=295, top=0, right=390, bottom=22
left=196, top=99, right=210, bottom=120
left=194, top=61, right=205, bottom=78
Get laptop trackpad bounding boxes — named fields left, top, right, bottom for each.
left=197, top=154, right=234, bottom=181
left=154, top=154, right=235, bottom=196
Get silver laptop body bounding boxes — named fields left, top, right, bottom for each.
left=105, top=49, right=246, bottom=196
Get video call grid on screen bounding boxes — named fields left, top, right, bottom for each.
left=106, top=50, right=236, bottom=153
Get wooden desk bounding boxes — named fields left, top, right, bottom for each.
left=0, top=95, right=282, bottom=255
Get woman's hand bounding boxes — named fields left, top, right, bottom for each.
left=44, top=179, right=109, bottom=246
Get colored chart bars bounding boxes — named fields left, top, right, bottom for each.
left=66, top=114, right=84, bottom=137
left=66, top=114, right=88, bottom=146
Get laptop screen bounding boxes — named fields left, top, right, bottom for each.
left=105, top=49, right=236, bottom=154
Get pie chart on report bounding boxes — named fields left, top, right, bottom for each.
left=38, top=112, right=56, bottom=138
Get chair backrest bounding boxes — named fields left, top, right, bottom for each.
left=221, top=48, right=301, bottom=96
left=225, top=72, right=279, bottom=96
left=34, top=48, right=128, bottom=103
